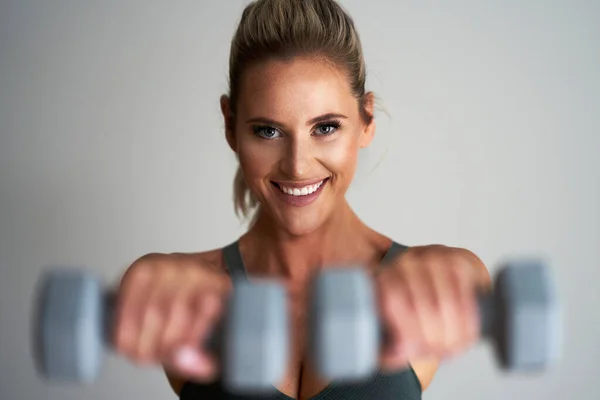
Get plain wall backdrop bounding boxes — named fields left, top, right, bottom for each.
left=1, top=0, right=599, bottom=399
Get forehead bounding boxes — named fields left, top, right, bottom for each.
left=236, top=56, right=357, bottom=118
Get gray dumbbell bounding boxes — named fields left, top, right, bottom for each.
left=309, top=260, right=562, bottom=381
left=32, top=268, right=289, bottom=394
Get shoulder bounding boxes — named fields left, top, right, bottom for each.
left=175, top=240, right=243, bottom=278
left=190, top=247, right=228, bottom=273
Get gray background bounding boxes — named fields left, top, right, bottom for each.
left=1, top=0, right=598, bottom=399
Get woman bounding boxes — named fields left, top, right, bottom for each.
left=113, top=0, right=491, bottom=398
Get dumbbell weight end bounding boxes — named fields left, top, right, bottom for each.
left=478, top=261, right=562, bottom=372
left=33, top=268, right=107, bottom=383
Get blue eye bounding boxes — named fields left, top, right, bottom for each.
left=253, top=126, right=281, bottom=139
left=314, top=122, right=341, bottom=136
left=252, top=121, right=341, bottom=139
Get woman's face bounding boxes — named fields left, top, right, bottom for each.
left=223, top=56, right=375, bottom=236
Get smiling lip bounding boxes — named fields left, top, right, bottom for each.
left=272, top=178, right=327, bottom=188
left=271, top=177, right=329, bottom=207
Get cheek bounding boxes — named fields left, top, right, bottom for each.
left=237, top=138, right=276, bottom=185
left=324, top=134, right=360, bottom=180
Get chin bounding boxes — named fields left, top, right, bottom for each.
left=275, top=209, right=325, bottom=237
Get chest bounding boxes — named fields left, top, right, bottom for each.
left=277, top=292, right=318, bottom=399
left=275, top=291, right=334, bottom=400
left=236, top=245, right=395, bottom=398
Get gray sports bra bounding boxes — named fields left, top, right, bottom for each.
left=180, top=240, right=422, bottom=400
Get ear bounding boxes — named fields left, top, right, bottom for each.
left=220, top=94, right=237, bottom=152
left=359, top=92, right=376, bottom=148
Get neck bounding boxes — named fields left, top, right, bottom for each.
left=239, top=201, right=369, bottom=287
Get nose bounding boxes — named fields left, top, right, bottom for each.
left=280, top=136, right=312, bottom=179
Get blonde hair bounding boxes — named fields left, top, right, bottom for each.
left=226, top=0, right=370, bottom=220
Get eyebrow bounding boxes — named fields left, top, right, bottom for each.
left=246, top=113, right=348, bottom=127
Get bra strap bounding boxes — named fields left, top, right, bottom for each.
left=381, top=241, right=409, bottom=266
left=222, top=241, right=248, bottom=279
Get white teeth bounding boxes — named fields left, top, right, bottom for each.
left=278, top=180, right=324, bottom=196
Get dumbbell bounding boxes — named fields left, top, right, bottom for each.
left=32, top=268, right=289, bottom=394
left=309, top=260, right=562, bottom=381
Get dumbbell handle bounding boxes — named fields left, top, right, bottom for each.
left=478, top=293, right=496, bottom=339
left=102, top=292, right=116, bottom=348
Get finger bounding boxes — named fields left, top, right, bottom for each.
left=377, top=273, right=422, bottom=371
left=426, top=261, right=462, bottom=356
left=114, top=265, right=155, bottom=356
left=450, top=262, right=480, bottom=347
left=173, top=291, right=224, bottom=380
left=159, top=285, right=196, bottom=362
left=187, top=290, right=224, bottom=344
left=158, top=271, right=230, bottom=360
left=404, top=263, right=442, bottom=358
left=136, top=284, right=172, bottom=363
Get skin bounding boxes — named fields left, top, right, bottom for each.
left=114, top=55, right=491, bottom=399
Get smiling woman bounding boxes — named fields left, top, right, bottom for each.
left=224, top=1, right=374, bottom=228
left=109, top=0, right=491, bottom=399
left=222, top=53, right=375, bottom=236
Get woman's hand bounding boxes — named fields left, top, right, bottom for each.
left=113, top=252, right=232, bottom=381
left=376, top=245, right=491, bottom=371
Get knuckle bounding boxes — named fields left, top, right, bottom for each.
left=447, top=258, right=468, bottom=279
left=421, top=252, right=445, bottom=269
left=447, top=264, right=465, bottom=285
left=169, top=300, right=194, bottom=330
left=196, top=292, right=221, bottom=319
left=170, top=295, right=189, bottom=316
left=425, top=244, right=448, bottom=256
left=429, top=244, right=449, bottom=253
left=140, top=252, right=165, bottom=262
left=183, top=266, right=208, bottom=284
left=145, top=300, right=166, bottom=324
left=446, top=251, right=463, bottom=267
left=124, top=258, right=156, bottom=283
